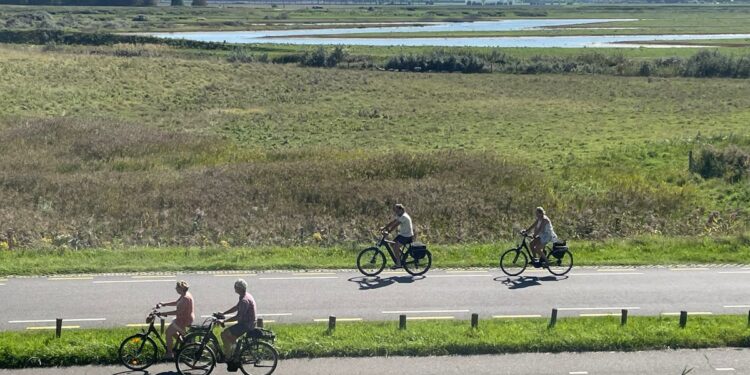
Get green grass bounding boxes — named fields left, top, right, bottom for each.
left=2, top=315, right=750, bottom=368
left=2, top=235, right=750, bottom=276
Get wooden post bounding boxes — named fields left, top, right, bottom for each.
left=257, top=318, right=264, bottom=328
left=328, top=316, right=336, bottom=331
left=55, top=318, right=62, bottom=338
left=471, top=313, right=479, bottom=329
left=621, top=309, right=628, bottom=326
left=549, top=308, right=558, bottom=328
left=679, top=311, right=688, bottom=328
left=399, top=314, right=407, bottom=330
left=160, top=318, right=165, bottom=334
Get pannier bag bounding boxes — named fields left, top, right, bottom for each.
left=410, top=242, right=428, bottom=260
left=551, top=240, right=568, bottom=259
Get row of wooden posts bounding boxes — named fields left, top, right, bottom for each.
left=51, top=309, right=741, bottom=338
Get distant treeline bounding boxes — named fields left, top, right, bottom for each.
left=0, top=29, right=233, bottom=49
left=0, top=0, right=158, bottom=5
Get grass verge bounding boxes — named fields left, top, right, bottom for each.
left=2, top=315, right=749, bottom=368
left=1, top=235, right=750, bottom=276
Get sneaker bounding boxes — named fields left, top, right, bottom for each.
left=530, top=259, right=541, bottom=268
left=227, top=361, right=239, bottom=372
left=390, top=265, right=402, bottom=270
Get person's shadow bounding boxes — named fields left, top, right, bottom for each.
left=348, top=275, right=425, bottom=290
left=495, top=275, right=567, bottom=289
left=112, top=371, right=178, bottom=375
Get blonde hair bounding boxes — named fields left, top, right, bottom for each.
left=176, top=280, right=189, bottom=291
left=536, top=207, right=545, bottom=215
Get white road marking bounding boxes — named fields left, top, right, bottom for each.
left=715, top=368, right=735, bottom=371
left=569, top=372, right=589, bottom=375
left=558, top=307, right=640, bottom=311
left=258, top=276, right=338, bottom=280
left=48, top=277, right=94, bottom=281
left=214, top=274, right=257, bottom=277
left=446, top=270, right=490, bottom=274
left=570, top=272, right=643, bottom=276
left=382, top=309, right=470, bottom=314
left=293, top=272, right=337, bottom=276
left=724, top=305, right=750, bottom=308
left=131, top=275, right=176, bottom=279
left=126, top=323, right=151, bottom=327
left=670, top=268, right=709, bottom=271
left=258, top=313, right=293, bottom=317
left=580, top=313, right=620, bottom=317
left=94, top=279, right=176, bottom=284
left=313, top=318, right=362, bottom=322
left=406, top=316, right=455, bottom=320
left=27, top=326, right=80, bottom=330
left=380, top=272, right=409, bottom=275
left=661, top=312, right=713, bottom=316
left=428, top=274, right=493, bottom=278
left=597, top=269, right=636, bottom=272
left=9, top=318, right=106, bottom=324
left=0, top=283, right=5, bottom=286
left=718, top=271, right=750, bottom=274
left=493, top=315, right=543, bottom=319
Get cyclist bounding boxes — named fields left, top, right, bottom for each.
left=155, top=280, right=194, bottom=360
left=380, top=203, right=413, bottom=268
left=219, top=279, right=257, bottom=371
left=523, top=206, right=558, bottom=266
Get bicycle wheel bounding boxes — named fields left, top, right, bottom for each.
left=403, top=249, right=432, bottom=276
left=500, top=248, right=528, bottom=276
left=176, top=342, right=216, bottom=375
left=183, top=331, right=221, bottom=361
left=239, top=340, right=279, bottom=375
left=119, top=334, right=158, bottom=370
left=357, top=247, right=386, bottom=276
left=546, top=249, right=573, bottom=276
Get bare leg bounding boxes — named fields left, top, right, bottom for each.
left=165, top=322, right=178, bottom=358
left=393, top=242, right=402, bottom=266
left=221, top=329, right=237, bottom=360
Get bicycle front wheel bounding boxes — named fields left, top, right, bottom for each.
left=357, top=247, right=386, bottom=276
left=500, top=248, right=528, bottom=276
left=182, top=331, right=221, bottom=362
left=176, top=342, right=216, bottom=375
left=546, top=249, right=574, bottom=276
left=403, top=249, right=432, bottom=276
left=119, top=334, right=158, bottom=370
left=239, top=340, right=279, bottom=375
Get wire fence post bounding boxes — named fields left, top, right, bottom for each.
left=549, top=308, right=558, bottom=328
left=621, top=309, right=628, bottom=326
left=55, top=318, right=62, bottom=338
left=160, top=318, right=165, bottom=334
left=399, top=314, right=407, bottom=330
left=471, top=313, right=479, bottom=329
left=679, top=311, right=688, bottom=328
left=328, top=316, right=336, bottom=332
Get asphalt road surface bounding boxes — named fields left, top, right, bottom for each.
left=0, top=348, right=747, bottom=374
left=2, top=266, right=750, bottom=331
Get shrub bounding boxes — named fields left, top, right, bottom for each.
left=691, top=145, right=750, bottom=183
left=191, top=0, right=207, bottom=6
left=171, top=0, right=184, bottom=5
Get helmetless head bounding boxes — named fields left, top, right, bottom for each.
left=234, top=278, right=248, bottom=295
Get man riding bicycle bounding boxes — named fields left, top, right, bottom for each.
left=380, top=203, right=413, bottom=268
left=220, top=279, right=257, bottom=371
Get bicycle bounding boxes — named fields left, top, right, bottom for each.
left=176, top=312, right=279, bottom=375
left=499, top=231, right=573, bottom=277
left=356, top=231, right=432, bottom=277
left=118, top=308, right=203, bottom=370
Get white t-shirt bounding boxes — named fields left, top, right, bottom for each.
left=397, top=213, right=413, bottom=237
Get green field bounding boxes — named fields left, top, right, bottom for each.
left=2, top=315, right=749, bottom=368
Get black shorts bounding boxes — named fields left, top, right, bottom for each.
left=394, top=235, right=413, bottom=246
left=227, top=323, right=253, bottom=338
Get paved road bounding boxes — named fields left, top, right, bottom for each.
left=1, top=348, right=748, bottom=374
left=2, top=267, right=750, bottom=331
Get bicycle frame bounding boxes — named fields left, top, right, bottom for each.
left=514, top=234, right=552, bottom=260
left=376, top=234, right=410, bottom=264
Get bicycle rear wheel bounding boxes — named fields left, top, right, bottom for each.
left=500, top=248, right=528, bottom=276
left=403, top=249, right=432, bottom=276
left=357, top=247, right=386, bottom=276
left=176, top=342, right=216, bottom=375
left=546, top=249, right=573, bottom=276
left=239, top=340, right=279, bottom=375
left=119, top=334, right=158, bottom=370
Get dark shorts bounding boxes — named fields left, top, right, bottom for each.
left=394, top=235, right=413, bottom=246
left=227, top=323, right=254, bottom=338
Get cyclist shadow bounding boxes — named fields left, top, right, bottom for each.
left=348, top=275, right=425, bottom=290
left=112, top=371, right=179, bottom=375
left=495, top=275, right=567, bottom=289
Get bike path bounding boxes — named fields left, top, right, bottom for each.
left=2, top=267, right=750, bottom=331
left=0, top=348, right=747, bottom=374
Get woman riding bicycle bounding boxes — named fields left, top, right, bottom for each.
left=155, top=280, right=194, bottom=360
left=523, top=207, right=558, bottom=266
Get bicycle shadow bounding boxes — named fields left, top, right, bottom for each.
left=495, top=275, right=567, bottom=289
left=112, top=371, right=179, bottom=375
left=348, top=275, right=425, bottom=290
